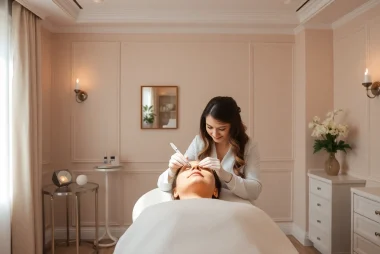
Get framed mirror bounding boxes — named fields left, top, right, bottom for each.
left=141, top=86, right=178, bottom=129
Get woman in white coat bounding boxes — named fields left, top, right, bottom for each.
left=157, top=96, right=262, bottom=203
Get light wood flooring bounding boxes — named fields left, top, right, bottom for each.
left=53, top=236, right=319, bottom=254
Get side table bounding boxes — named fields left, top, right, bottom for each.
left=42, top=182, right=99, bottom=254
left=94, top=165, right=122, bottom=247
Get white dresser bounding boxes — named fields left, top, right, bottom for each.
left=308, top=171, right=365, bottom=254
left=351, top=187, right=380, bottom=254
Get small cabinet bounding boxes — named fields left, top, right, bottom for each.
left=308, top=170, right=365, bottom=254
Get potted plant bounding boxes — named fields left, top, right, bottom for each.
left=142, top=105, right=156, bottom=128
left=308, top=109, right=352, bottom=176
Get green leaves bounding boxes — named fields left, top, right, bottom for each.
left=313, top=133, right=352, bottom=154
left=142, top=105, right=156, bottom=124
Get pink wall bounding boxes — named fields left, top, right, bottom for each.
left=38, top=3, right=380, bottom=243
left=43, top=33, right=296, bottom=231
left=41, top=28, right=54, bottom=234
left=334, top=3, right=380, bottom=185
left=293, top=29, right=334, bottom=244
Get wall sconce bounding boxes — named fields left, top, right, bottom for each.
left=74, top=79, right=88, bottom=103
left=362, top=68, right=380, bottom=99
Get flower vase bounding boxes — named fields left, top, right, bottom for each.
left=324, top=153, right=340, bottom=176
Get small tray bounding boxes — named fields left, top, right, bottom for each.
left=94, top=164, right=122, bottom=171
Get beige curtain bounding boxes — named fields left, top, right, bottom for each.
left=0, top=0, right=11, bottom=253
left=11, top=2, right=42, bottom=254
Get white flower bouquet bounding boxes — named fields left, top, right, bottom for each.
left=308, top=109, right=352, bottom=154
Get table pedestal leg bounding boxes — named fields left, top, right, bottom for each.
left=97, top=172, right=118, bottom=247
left=42, top=193, right=45, bottom=254
left=94, top=188, right=99, bottom=252
left=51, top=196, right=55, bottom=254
left=75, top=194, right=79, bottom=254
left=66, top=196, right=69, bottom=246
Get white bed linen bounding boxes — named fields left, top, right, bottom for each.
left=132, top=188, right=251, bottom=221
left=117, top=199, right=298, bottom=254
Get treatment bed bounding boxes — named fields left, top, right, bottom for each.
left=114, top=188, right=298, bottom=254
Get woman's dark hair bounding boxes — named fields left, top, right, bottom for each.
left=198, top=96, right=249, bottom=178
left=171, top=167, right=222, bottom=200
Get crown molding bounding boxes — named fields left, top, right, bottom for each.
left=293, top=23, right=332, bottom=34
left=332, top=0, right=380, bottom=29
left=77, top=10, right=299, bottom=25
left=41, top=19, right=56, bottom=33
left=16, top=0, right=48, bottom=19
left=52, top=0, right=80, bottom=20
left=51, top=23, right=295, bottom=35
left=297, top=0, right=334, bottom=24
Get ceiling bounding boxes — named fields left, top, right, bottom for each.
left=16, top=0, right=374, bottom=34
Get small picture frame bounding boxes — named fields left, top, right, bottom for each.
left=141, top=86, right=178, bottom=129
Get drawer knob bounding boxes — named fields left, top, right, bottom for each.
left=317, top=237, right=321, bottom=241
left=375, top=232, right=380, bottom=237
left=317, top=203, right=321, bottom=207
left=375, top=210, right=380, bottom=215
left=317, top=220, right=321, bottom=223
left=317, top=187, right=321, bottom=190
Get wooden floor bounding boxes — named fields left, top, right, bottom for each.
left=288, top=236, right=320, bottom=254
left=53, top=236, right=319, bottom=254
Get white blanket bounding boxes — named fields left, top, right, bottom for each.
left=115, top=199, right=298, bottom=254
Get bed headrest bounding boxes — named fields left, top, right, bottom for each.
left=132, top=188, right=251, bottom=221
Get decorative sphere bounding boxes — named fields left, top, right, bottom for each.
left=76, top=175, right=88, bottom=186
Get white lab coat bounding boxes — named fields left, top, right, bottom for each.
left=157, top=135, right=262, bottom=203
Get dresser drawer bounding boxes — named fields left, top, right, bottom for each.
left=354, top=233, right=380, bottom=254
left=354, top=213, right=380, bottom=247
left=310, top=209, right=330, bottom=233
left=354, top=194, right=380, bottom=224
left=309, top=193, right=331, bottom=216
left=309, top=223, right=330, bottom=253
left=310, top=178, right=331, bottom=200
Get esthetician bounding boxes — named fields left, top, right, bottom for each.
left=157, top=96, right=262, bottom=203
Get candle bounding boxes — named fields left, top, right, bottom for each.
left=75, top=78, right=80, bottom=90
left=364, top=68, right=372, bottom=83
left=59, top=175, right=68, bottom=183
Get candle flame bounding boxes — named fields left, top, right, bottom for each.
left=76, top=78, right=79, bottom=83
left=59, top=175, right=68, bottom=183
left=365, top=68, right=368, bottom=75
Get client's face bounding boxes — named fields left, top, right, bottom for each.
left=173, top=161, right=218, bottom=199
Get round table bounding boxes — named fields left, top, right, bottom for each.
left=94, top=165, right=122, bottom=247
left=42, top=182, right=99, bottom=254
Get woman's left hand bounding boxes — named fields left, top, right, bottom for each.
left=199, top=157, right=232, bottom=182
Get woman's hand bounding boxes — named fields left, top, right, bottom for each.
left=168, top=153, right=189, bottom=176
left=199, top=157, right=232, bottom=182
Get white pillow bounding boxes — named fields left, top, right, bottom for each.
left=132, top=188, right=251, bottom=221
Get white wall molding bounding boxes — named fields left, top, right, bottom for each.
left=54, top=226, right=129, bottom=240
left=297, top=0, right=334, bottom=24
left=70, top=42, right=121, bottom=164
left=41, top=19, right=57, bottom=33
left=42, top=160, right=50, bottom=165
left=260, top=169, right=293, bottom=222
left=52, top=0, right=80, bottom=20
left=293, top=23, right=332, bottom=34
left=77, top=9, right=298, bottom=25
left=277, top=222, right=294, bottom=235
left=292, top=223, right=313, bottom=246
left=52, top=24, right=295, bottom=35
left=332, top=0, right=380, bottom=29
left=260, top=168, right=293, bottom=172
left=16, top=0, right=48, bottom=19
left=71, top=169, right=163, bottom=174
left=248, top=43, right=254, bottom=139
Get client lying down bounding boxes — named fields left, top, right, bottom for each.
left=114, top=162, right=297, bottom=254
